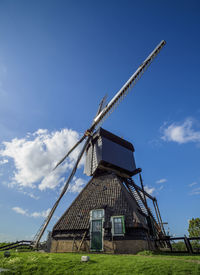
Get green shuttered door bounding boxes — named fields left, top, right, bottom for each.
left=91, top=219, right=102, bottom=251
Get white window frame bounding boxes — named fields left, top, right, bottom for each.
left=90, top=209, right=105, bottom=221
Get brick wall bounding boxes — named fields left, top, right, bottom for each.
left=50, top=239, right=154, bottom=254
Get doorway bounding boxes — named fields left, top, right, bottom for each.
left=90, top=209, right=104, bottom=251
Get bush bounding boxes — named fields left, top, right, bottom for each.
left=171, top=241, right=187, bottom=251
left=190, top=240, right=200, bottom=252
left=137, top=250, right=155, bottom=256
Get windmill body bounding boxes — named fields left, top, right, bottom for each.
left=50, top=129, right=165, bottom=253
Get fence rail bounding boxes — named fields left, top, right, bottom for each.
left=157, top=236, right=200, bottom=254
left=0, top=240, right=32, bottom=251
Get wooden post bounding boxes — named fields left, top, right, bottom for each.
left=184, top=236, right=193, bottom=254
left=78, top=231, right=87, bottom=252
left=139, top=173, right=148, bottom=207
left=153, top=200, right=161, bottom=229
left=154, top=200, right=166, bottom=235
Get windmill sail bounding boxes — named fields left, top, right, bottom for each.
left=53, top=40, right=166, bottom=170
left=92, top=40, right=166, bottom=129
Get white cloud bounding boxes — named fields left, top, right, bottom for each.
left=0, top=128, right=83, bottom=190
left=190, top=187, right=200, bottom=195
left=39, top=168, right=66, bottom=191
left=30, top=208, right=51, bottom=218
left=156, top=178, right=167, bottom=184
left=161, top=118, right=200, bottom=144
left=0, top=159, right=8, bottom=165
left=21, top=191, right=39, bottom=200
left=144, top=185, right=155, bottom=195
left=12, top=206, right=51, bottom=218
left=33, top=129, right=48, bottom=136
left=189, top=182, right=198, bottom=187
left=68, top=178, right=86, bottom=193
left=12, top=206, right=28, bottom=216
left=158, top=185, right=164, bottom=191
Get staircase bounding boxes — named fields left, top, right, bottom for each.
left=124, top=178, right=162, bottom=237
left=128, top=184, right=148, bottom=215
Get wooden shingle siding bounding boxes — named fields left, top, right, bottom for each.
left=52, top=173, right=148, bottom=239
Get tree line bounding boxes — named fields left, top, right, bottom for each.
left=172, top=218, right=200, bottom=252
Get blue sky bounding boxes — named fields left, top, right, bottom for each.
left=0, top=0, right=200, bottom=242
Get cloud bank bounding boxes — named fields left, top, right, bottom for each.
left=161, top=118, right=200, bottom=144
left=0, top=128, right=84, bottom=190
left=12, top=206, right=51, bottom=218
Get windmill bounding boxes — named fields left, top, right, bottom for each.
left=32, top=40, right=166, bottom=252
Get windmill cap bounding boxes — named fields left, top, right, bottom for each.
left=93, top=128, right=135, bottom=152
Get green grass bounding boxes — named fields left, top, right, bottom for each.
left=0, top=251, right=200, bottom=275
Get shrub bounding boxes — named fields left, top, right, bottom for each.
left=137, top=250, right=155, bottom=256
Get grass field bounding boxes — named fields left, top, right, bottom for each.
left=0, top=251, right=200, bottom=275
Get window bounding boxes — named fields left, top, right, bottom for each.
left=111, top=216, right=125, bottom=236
left=91, top=209, right=104, bottom=220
